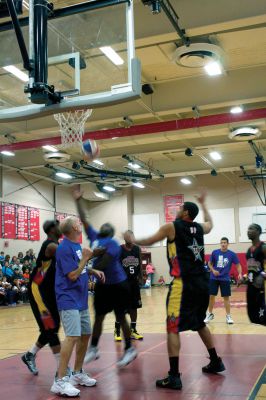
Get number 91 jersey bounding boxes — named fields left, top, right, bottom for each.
left=120, top=244, right=141, bottom=280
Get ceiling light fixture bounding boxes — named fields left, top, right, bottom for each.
left=93, top=159, right=104, bottom=166
left=111, top=137, right=118, bottom=140
left=99, top=46, right=124, bottom=66
left=204, top=61, right=222, bottom=76
left=128, top=162, right=141, bottom=169
left=132, top=181, right=145, bottom=189
left=3, top=65, right=29, bottom=82
left=210, top=151, right=222, bottom=160
left=1, top=150, right=15, bottom=156
left=180, top=178, right=192, bottom=185
left=42, top=145, right=58, bottom=152
left=55, top=172, right=72, bottom=179
left=102, top=184, right=116, bottom=192
left=230, top=106, right=243, bottom=114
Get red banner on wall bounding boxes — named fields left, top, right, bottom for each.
left=164, top=195, right=184, bottom=223
left=3, top=203, right=16, bottom=239
left=16, top=205, right=28, bottom=240
left=28, top=207, right=40, bottom=241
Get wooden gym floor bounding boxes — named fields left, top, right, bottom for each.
left=0, top=286, right=266, bottom=399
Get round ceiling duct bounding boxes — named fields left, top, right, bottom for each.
left=229, top=127, right=261, bottom=141
left=43, top=151, right=70, bottom=162
left=174, top=43, right=224, bottom=68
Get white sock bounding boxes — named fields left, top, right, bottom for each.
left=53, top=352, right=60, bottom=368
left=29, top=344, right=41, bottom=355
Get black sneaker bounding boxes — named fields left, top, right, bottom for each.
left=202, top=357, right=225, bottom=373
left=156, top=373, right=182, bottom=390
left=21, top=352, right=38, bottom=375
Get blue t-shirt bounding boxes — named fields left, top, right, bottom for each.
left=210, top=249, right=240, bottom=281
left=86, top=225, right=127, bottom=285
left=55, top=238, right=88, bottom=311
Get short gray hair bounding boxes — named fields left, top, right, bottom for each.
left=60, top=216, right=79, bottom=235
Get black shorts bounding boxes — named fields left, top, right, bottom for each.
left=247, top=283, right=266, bottom=325
left=167, top=273, right=209, bottom=333
left=94, top=280, right=130, bottom=316
left=128, top=280, right=142, bottom=309
left=209, top=279, right=231, bottom=297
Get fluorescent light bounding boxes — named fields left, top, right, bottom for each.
left=55, top=172, right=72, bottom=179
left=230, top=106, right=243, bottom=114
left=233, top=127, right=258, bottom=135
left=112, top=137, right=118, bottom=140
left=204, top=61, right=222, bottom=76
left=23, top=0, right=29, bottom=9
left=210, top=151, right=222, bottom=160
left=42, top=145, right=58, bottom=152
left=3, top=65, right=28, bottom=82
left=128, top=162, right=141, bottom=169
left=180, top=178, right=191, bottom=185
left=133, top=181, right=145, bottom=189
left=93, top=159, right=104, bottom=166
left=94, top=192, right=107, bottom=199
left=99, top=46, right=124, bottom=66
left=103, top=185, right=116, bottom=192
left=1, top=150, right=15, bottom=156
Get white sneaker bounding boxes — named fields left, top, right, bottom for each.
left=84, top=346, right=100, bottom=364
left=204, top=312, right=214, bottom=323
left=226, top=314, right=234, bottom=324
left=70, top=369, right=97, bottom=387
left=50, top=376, right=80, bottom=397
left=117, top=346, right=137, bottom=368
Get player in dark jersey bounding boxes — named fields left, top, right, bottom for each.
left=246, top=223, right=266, bottom=325
left=21, top=220, right=61, bottom=375
left=135, top=191, right=225, bottom=390
left=114, top=230, right=143, bottom=341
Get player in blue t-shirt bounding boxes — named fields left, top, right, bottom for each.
left=204, top=237, right=242, bottom=325
left=73, top=185, right=137, bottom=369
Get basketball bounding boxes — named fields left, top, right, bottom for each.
left=81, top=139, right=100, bottom=161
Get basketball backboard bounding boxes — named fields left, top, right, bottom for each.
left=0, top=0, right=141, bottom=122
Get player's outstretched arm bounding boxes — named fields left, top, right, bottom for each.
left=195, top=189, right=213, bottom=234
left=72, top=184, right=89, bottom=230
left=135, top=223, right=174, bottom=246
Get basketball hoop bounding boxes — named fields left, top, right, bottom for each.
left=54, top=109, right=93, bottom=148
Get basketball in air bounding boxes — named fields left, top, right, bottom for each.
left=81, top=139, right=100, bottom=161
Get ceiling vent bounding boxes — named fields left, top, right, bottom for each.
left=229, top=127, right=261, bottom=141
left=174, top=43, right=223, bottom=68
left=114, top=180, right=132, bottom=188
left=43, top=151, right=71, bottom=162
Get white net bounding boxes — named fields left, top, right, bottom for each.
left=54, top=109, right=93, bottom=148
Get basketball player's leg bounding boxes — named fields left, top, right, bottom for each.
left=84, top=314, right=104, bottom=363
left=156, top=278, right=182, bottom=390
left=220, top=281, right=233, bottom=323
left=129, top=281, right=143, bottom=339
left=204, top=280, right=218, bottom=323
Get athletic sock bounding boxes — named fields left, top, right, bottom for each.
left=125, top=338, right=131, bottom=350
left=91, top=337, right=99, bottom=347
left=53, top=352, right=60, bottom=368
left=208, top=347, right=219, bottom=361
left=169, top=356, right=179, bottom=376
left=29, top=344, right=41, bottom=356
left=115, top=321, right=121, bottom=333
left=131, top=322, right=136, bottom=331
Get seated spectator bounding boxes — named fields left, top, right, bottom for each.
left=13, top=268, right=23, bottom=280
left=11, top=255, right=17, bottom=265
left=2, top=276, right=14, bottom=305
left=29, top=248, right=35, bottom=260
left=23, top=259, right=30, bottom=271
left=12, top=259, right=23, bottom=272
left=31, top=257, right=37, bottom=268
left=5, top=254, right=11, bottom=264
left=2, top=261, right=14, bottom=281
left=0, top=251, right=5, bottom=264
left=23, top=251, right=31, bottom=262
left=23, top=267, right=30, bottom=282
left=18, top=252, right=24, bottom=262
left=158, top=275, right=165, bottom=285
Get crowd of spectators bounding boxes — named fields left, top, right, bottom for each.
left=0, top=249, right=36, bottom=306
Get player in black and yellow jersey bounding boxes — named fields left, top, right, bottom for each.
left=135, top=191, right=225, bottom=390
left=21, top=220, right=61, bottom=375
left=114, top=230, right=143, bottom=341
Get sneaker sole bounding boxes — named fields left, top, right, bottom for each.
left=226, top=322, right=234, bottom=324
left=114, top=338, right=122, bottom=342
left=131, top=337, right=144, bottom=340
left=77, top=382, right=97, bottom=387
left=156, top=383, right=182, bottom=390
left=21, top=355, right=38, bottom=375
left=202, top=365, right=226, bottom=374
left=117, top=353, right=137, bottom=369
left=50, top=389, right=80, bottom=397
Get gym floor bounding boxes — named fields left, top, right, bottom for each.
left=0, top=286, right=265, bottom=399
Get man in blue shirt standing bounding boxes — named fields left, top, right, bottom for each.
left=72, top=186, right=137, bottom=369
left=204, top=237, right=242, bottom=325
left=51, top=216, right=104, bottom=397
